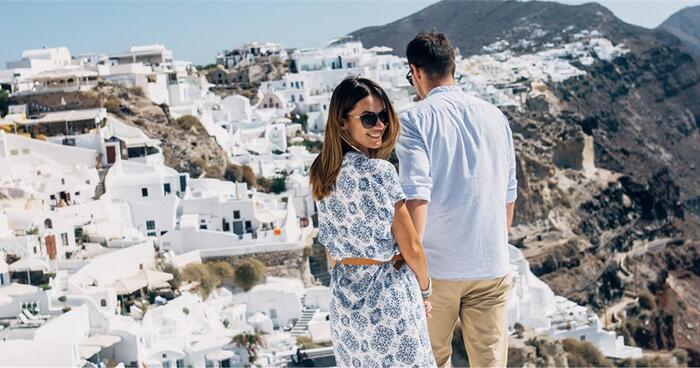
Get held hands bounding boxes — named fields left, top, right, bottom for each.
left=424, top=299, right=432, bottom=320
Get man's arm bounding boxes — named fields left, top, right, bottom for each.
left=504, top=111, right=518, bottom=232
left=506, top=202, right=515, bottom=230
left=406, top=199, right=429, bottom=241
left=395, top=112, right=432, bottom=236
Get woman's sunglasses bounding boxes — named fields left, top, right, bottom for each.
left=346, top=109, right=390, bottom=129
left=406, top=69, right=414, bottom=86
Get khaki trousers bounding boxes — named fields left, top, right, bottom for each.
left=427, top=274, right=512, bottom=368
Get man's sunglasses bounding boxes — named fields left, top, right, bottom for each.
left=346, top=109, right=390, bottom=129
left=406, top=69, right=414, bottom=86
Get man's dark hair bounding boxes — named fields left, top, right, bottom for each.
left=406, top=31, right=456, bottom=80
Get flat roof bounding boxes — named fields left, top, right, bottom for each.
left=22, top=108, right=104, bottom=126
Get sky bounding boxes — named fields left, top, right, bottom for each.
left=1, top=0, right=699, bottom=67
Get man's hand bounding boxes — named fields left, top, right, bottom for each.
left=424, top=299, right=432, bottom=319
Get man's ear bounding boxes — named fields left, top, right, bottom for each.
left=413, top=65, right=423, bottom=82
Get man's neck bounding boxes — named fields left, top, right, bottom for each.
left=425, top=78, right=456, bottom=95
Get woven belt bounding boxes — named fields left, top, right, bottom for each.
left=336, top=254, right=404, bottom=270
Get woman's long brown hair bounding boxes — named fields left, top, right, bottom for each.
left=309, top=76, right=400, bottom=200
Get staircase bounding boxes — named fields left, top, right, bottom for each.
left=290, top=302, right=319, bottom=337
left=94, top=169, right=108, bottom=199
left=308, top=241, right=330, bottom=286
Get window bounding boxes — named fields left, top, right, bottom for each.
left=9, top=149, right=18, bottom=156
left=162, top=361, right=171, bottom=368
left=245, top=221, right=252, bottom=232
left=223, top=221, right=230, bottom=232
left=164, top=183, right=171, bottom=194
left=146, top=221, right=156, bottom=231
left=141, top=188, right=149, bottom=197
left=233, top=221, right=243, bottom=235
left=100, top=299, right=107, bottom=307
left=179, top=175, right=187, bottom=192
left=22, top=148, right=29, bottom=154
left=233, top=210, right=240, bottom=219
left=176, top=360, right=185, bottom=368
left=61, top=178, right=65, bottom=185
left=270, top=309, right=277, bottom=319
left=61, top=233, right=69, bottom=246
left=44, top=219, right=53, bottom=229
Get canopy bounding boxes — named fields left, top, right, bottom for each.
left=206, top=349, right=234, bottom=362
left=111, top=269, right=173, bottom=295
left=9, top=258, right=50, bottom=272
left=0, top=283, right=38, bottom=297
left=78, top=345, right=101, bottom=359
left=81, top=334, right=122, bottom=348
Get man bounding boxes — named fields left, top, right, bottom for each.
left=395, top=32, right=517, bottom=368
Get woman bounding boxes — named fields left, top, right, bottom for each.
left=310, top=76, right=435, bottom=367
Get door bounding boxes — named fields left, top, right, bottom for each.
left=45, top=235, right=57, bottom=260
left=106, top=145, right=116, bottom=164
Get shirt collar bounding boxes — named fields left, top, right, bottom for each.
left=427, top=84, right=462, bottom=97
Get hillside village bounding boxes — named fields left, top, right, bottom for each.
left=0, top=31, right=672, bottom=367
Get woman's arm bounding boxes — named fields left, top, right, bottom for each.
left=392, top=200, right=430, bottom=291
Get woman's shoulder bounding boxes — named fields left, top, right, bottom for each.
left=343, top=151, right=395, bottom=175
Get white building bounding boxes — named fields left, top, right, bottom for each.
left=216, top=42, right=288, bottom=69
left=163, top=179, right=309, bottom=258
left=105, top=160, right=188, bottom=237
left=508, top=245, right=642, bottom=359
left=232, top=277, right=304, bottom=329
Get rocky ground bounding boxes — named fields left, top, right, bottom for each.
left=11, top=83, right=230, bottom=179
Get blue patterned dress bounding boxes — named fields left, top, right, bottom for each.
left=317, top=151, right=436, bottom=368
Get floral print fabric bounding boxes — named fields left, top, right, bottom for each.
left=317, top=151, right=435, bottom=367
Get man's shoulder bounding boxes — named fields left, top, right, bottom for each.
left=464, top=94, right=507, bottom=120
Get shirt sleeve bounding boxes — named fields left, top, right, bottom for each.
left=395, top=111, right=433, bottom=202
left=504, top=114, right=518, bottom=203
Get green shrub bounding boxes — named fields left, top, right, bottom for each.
left=638, top=292, right=656, bottom=310
left=174, top=115, right=200, bottom=129
left=233, top=258, right=266, bottom=291
left=160, top=263, right=182, bottom=289
left=562, top=338, right=612, bottom=367
left=672, top=348, right=688, bottom=365
left=208, top=261, right=235, bottom=281
left=180, top=263, right=220, bottom=298
left=269, top=176, right=287, bottom=194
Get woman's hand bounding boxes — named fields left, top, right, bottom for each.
left=424, top=299, right=432, bottom=319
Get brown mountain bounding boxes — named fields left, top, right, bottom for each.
left=659, top=5, right=700, bottom=56
left=352, top=0, right=700, bottom=363
left=350, top=0, right=677, bottom=57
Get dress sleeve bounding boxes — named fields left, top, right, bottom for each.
left=379, top=160, right=406, bottom=205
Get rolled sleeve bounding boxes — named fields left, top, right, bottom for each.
left=505, top=118, right=518, bottom=203
left=395, top=112, right=432, bottom=202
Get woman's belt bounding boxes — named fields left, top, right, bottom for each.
left=336, top=254, right=404, bottom=270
